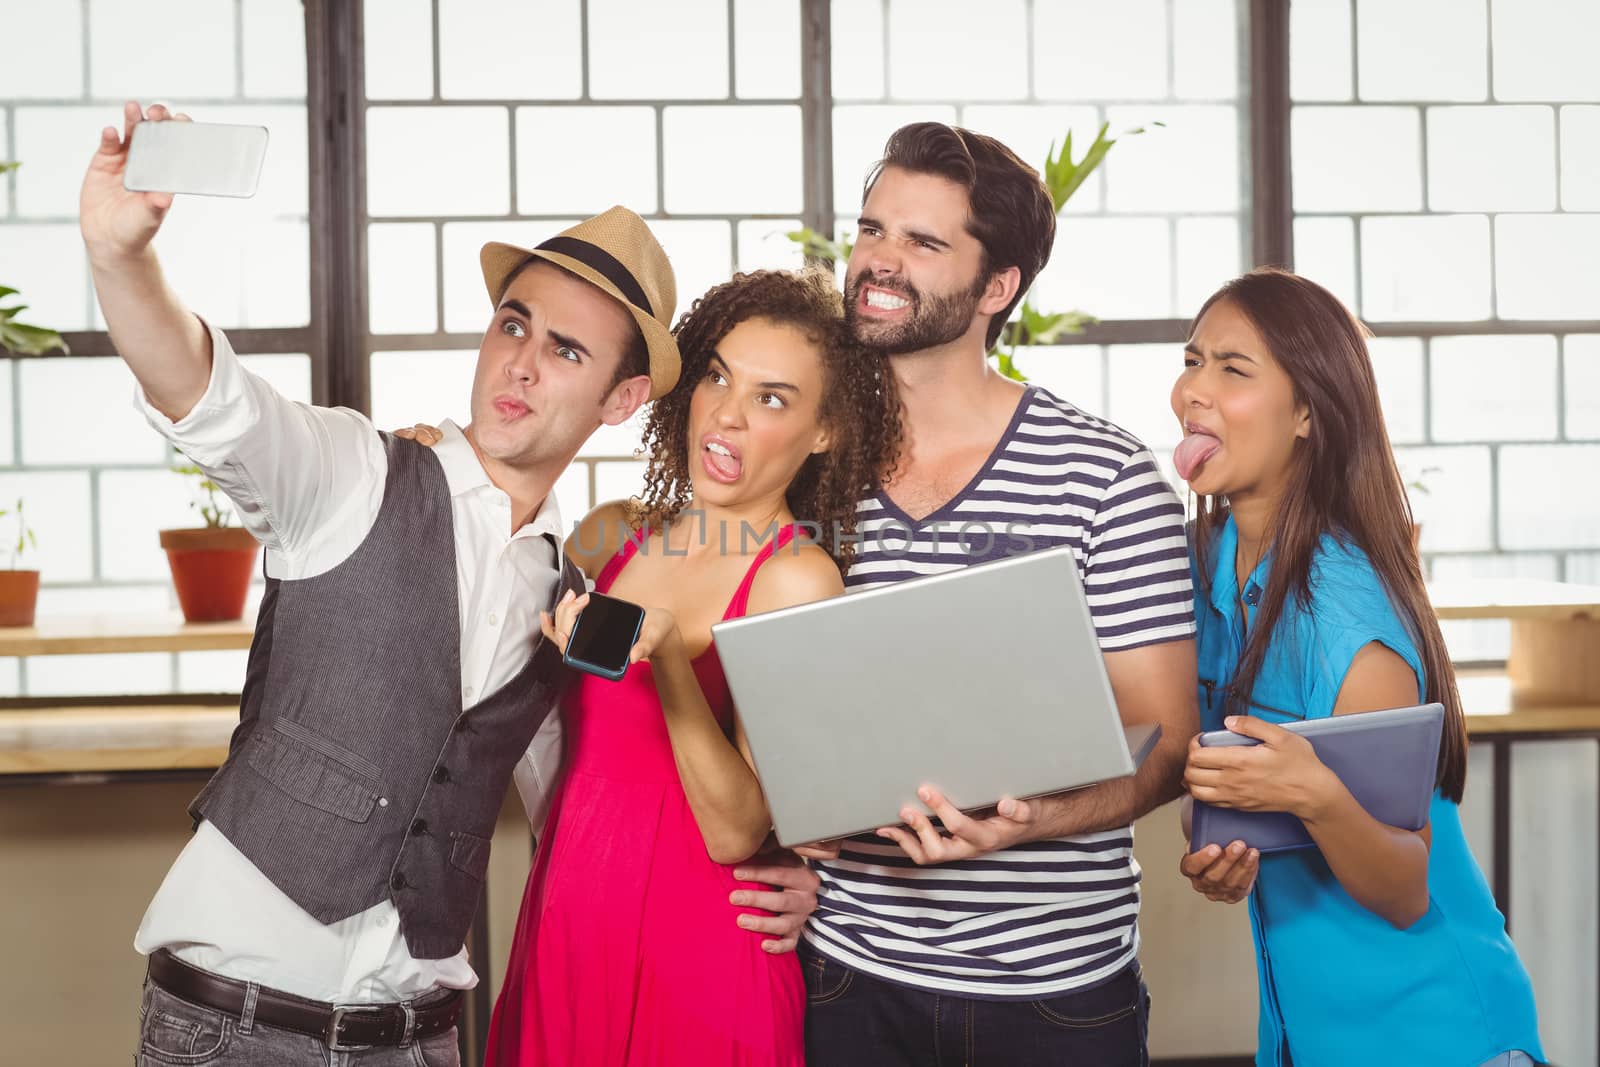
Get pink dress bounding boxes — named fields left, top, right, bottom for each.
left=485, top=525, right=805, bottom=1067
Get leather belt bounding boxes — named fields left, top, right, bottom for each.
left=147, top=948, right=463, bottom=1051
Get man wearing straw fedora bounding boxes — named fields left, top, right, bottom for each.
left=81, top=101, right=819, bottom=1066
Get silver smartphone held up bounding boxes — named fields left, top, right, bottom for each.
left=123, top=120, right=269, bottom=198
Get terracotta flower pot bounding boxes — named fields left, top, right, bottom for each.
left=0, top=569, right=40, bottom=627
left=160, top=527, right=260, bottom=623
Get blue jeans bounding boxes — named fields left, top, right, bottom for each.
left=135, top=975, right=460, bottom=1066
left=800, top=943, right=1150, bottom=1066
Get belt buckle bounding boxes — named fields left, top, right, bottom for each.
left=324, top=1005, right=369, bottom=1052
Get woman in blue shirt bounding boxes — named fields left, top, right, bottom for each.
left=1170, top=269, right=1544, bottom=1067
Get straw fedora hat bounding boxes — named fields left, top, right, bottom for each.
left=480, top=206, right=680, bottom=399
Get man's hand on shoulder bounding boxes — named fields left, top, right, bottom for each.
left=391, top=423, right=444, bottom=447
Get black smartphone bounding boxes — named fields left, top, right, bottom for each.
left=561, top=591, right=647, bottom=681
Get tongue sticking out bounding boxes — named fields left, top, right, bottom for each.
left=706, top=447, right=742, bottom=481
left=1174, top=433, right=1221, bottom=481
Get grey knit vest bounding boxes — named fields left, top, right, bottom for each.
left=190, top=433, right=583, bottom=960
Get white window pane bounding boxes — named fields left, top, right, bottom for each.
left=145, top=202, right=309, bottom=330
left=1491, top=0, right=1600, bottom=103
left=99, top=469, right=197, bottom=582
left=1495, top=214, right=1600, bottom=321
left=370, top=350, right=475, bottom=431
left=589, top=0, right=728, bottom=99
left=0, top=0, right=83, bottom=97
left=831, top=105, right=957, bottom=213
left=237, top=353, right=312, bottom=404
left=1569, top=552, right=1600, bottom=583
left=1106, top=343, right=1182, bottom=451
left=1427, top=106, right=1555, bottom=212
left=1355, top=0, right=1487, bottom=102
left=1293, top=217, right=1359, bottom=314
left=366, top=107, right=510, bottom=217
left=1360, top=215, right=1491, bottom=321
left=18, top=358, right=164, bottom=466
left=0, top=224, right=90, bottom=331
left=1010, top=346, right=1106, bottom=420
left=1172, top=0, right=1238, bottom=100
left=368, top=223, right=439, bottom=334
left=1175, top=217, right=1241, bottom=315
left=958, top=106, right=1104, bottom=214
left=1035, top=218, right=1173, bottom=320
left=889, top=0, right=1027, bottom=101
left=1105, top=105, right=1240, bottom=212
left=1292, top=106, right=1422, bottom=212
left=829, top=0, right=885, bottom=99
left=736, top=218, right=805, bottom=274
left=26, top=652, right=174, bottom=697
left=735, top=0, right=800, bottom=98
left=594, top=459, right=647, bottom=503
left=13, top=107, right=117, bottom=219
left=440, top=220, right=579, bottom=333
left=242, top=0, right=306, bottom=98
left=1431, top=335, right=1557, bottom=442
left=1560, top=107, right=1600, bottom=211
left=1500, top=445, right=1600, bottom=549
left=1369, top=337, right=1426, bottom=444
left=364, top=0, right=433, bottom=100
left=1566, top=336, right=1600, bottom=440
left=89, top=0, right=235, bottom=98
left=517, top=107, right=657, bottom=215
left=1393, top=444, right=1493, bottom=551
left=1290, top=0, right=1352, bottom=102
left=1034, top=0, right=1168, bottom=101
left=662, top=106, right=802, bottom=214
left=178, top=649, right=250, bottom=692
left=648, top=220, right=733, bottom=318
left=554, top=463, right=593, bottom=522
left=0, top=471, right=93, bottom=580
left=0, top=368, right=11, bottom=467
left=440, top=0, right=581, bottom=100
left=0, top=111, right=9, bottom=216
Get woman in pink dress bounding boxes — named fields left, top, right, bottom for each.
left=485, top=269, right=902, bottom=1066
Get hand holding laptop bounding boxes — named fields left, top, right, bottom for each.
left=875, top=785, right=1038, bottom=865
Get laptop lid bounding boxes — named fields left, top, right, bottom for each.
left=712, top=546, right=1147, bottom=847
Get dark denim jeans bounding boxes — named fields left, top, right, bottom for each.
left=134, top=974, right=460, bottom=1067
left=800, top=942, right=1150, bottom=1067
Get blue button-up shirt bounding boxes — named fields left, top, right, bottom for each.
left=1192, top=515, right=1543, bottom=1067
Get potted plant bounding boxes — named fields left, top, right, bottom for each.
left=162, top=461, right=259, bottom=622
left=0, top=498, right=39, bottom=627
left=1, top=163, right=71, bottom=357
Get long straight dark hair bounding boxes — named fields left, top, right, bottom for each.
left=1190, top=268, right=1467, bottom=802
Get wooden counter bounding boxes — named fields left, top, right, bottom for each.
left=0, top=614, right=254, bottom=657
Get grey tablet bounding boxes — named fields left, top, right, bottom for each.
left=711, top=546, right=1158, bottom=847
left=1189, top=702, right=1445, bottom=854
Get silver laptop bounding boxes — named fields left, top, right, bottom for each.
left=711, top=546, right=1160, bottom=847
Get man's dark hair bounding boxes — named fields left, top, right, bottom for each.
left=865, top=122, right=1057, bottom=349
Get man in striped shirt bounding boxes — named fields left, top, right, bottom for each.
left=794, top=122, right=1200, bottom=1063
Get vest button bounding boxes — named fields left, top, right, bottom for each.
left=410, top=818, right=428, bottom=836
left=432, top=766, right=450, bottom=784
left=454, top=716, right=469, bottom=733
left=390, top=872, right=407, bottom=891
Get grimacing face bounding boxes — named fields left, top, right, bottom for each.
left=686, top=317, right=831, bottom=511
left=468, top=260, right=643, bottom=469
left=843, top=166, right=989, bottom=355
left=1171, top=298, right=1310, bottom=504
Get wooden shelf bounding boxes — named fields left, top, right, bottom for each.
left=1460, top=671, right=1600, bottom=736
left=0, top=614, right=255, bottom=657
left=0, top=704, right=235, bottom=775
left=1429, top=579, right=1600, bottom=621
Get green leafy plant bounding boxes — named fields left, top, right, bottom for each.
left=0, top=162, right=70, bottom=357
left=1401, top=463, right=1442, bottom=497
left=173, top=462, right=236, bottom=528
left=0, top=497, right=38, bottom=570
left=787, top=120, right=1162, bottom=381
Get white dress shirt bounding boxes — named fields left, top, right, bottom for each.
left=132, top=322, right=567, bottom=1004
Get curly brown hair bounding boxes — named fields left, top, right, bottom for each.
left=631, top=268, right=902, bottom=572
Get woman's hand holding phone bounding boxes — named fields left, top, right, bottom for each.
left=542, top=589, right=677, bottom=680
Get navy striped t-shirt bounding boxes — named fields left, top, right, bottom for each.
left=804, top=384, right=1195, bottom=998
